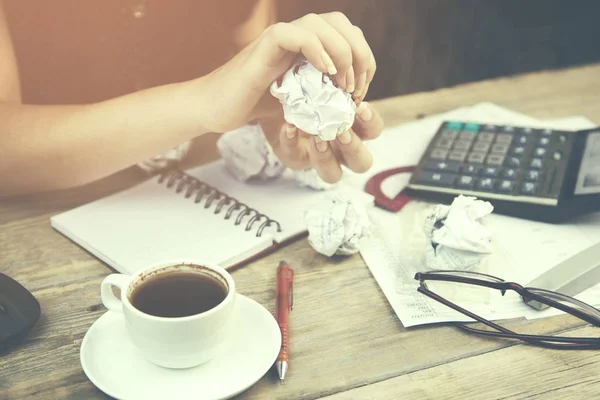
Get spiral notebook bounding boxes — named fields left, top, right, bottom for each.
left=50, top=159, right=373, bottom=274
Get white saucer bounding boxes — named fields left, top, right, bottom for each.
left=80, top=294, right=281, bottom=400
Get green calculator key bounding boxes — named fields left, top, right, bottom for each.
left=464, top=123, right=480, bottom=132
left=446, top=121, right=463, bottom=130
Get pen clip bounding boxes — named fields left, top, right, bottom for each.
left=289, top=282, right=294, bottom=312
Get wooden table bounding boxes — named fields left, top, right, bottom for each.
left=2, top=63, right=600, bottom=400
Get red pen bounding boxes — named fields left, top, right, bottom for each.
left=275, top=260, right=294, bottom=384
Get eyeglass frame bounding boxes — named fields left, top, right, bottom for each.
left=414, top=270, right=600, bottom=350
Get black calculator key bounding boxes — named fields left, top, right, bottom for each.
left=511, top=146, right=526, bottom=155
left=467, top=153, right=486, bottom=163
left=476, top=178, right=496, bottom=191
left=486, top=154, right=505, bottom=165
left=453, top=140, right=472, bottom=150
left=448, top=150, right=467, bottom=162
left=462, top=164, right=481, bottom=175
left=502, top=126, right=516, bottom=133
left=435, top=138, right=454, bottom=149
left=521, top=182, right=538, bottom=195
left=482, top=166, right=499, bottom=177
left=515, top=136, right=530, bottom=145
left=477, top=133, right=495, bottom=142
left=498, top=180, right=515, bottom=193
left=424, top=160, right=461, bottom=173
left=456, top=175, right=475, bottom=189
left=530, top=158, right=544, bottom=169
left=507, top=156, right=522, bottom=167
left=526, top=170, right=541, bottom=182
left=521, top=127, right=535, bottom=135
left=430, top=149, right=449, bottom=160
left=490, top=144, right=509, bottom=154
left=552, top=151, right=562, bottom=161
left=472, top=142, right=491, bottom=153
left=534, top=147, right=547, bottom=157
left=538, top=137, right=550, bottom=147
left=417, top=171, right=456, bottom=186
left=559, top=134, right=567, bottom=143
left=459, top=131, right=476, bottom=140
left=495, top=134, right=513, bottom=144
left=503, top=168, right=518, bottom=179
left=441, top=130, right=459, bottom=139
left=541, top=128, right=553, bottom=136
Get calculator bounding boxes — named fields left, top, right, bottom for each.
left=405, top=121, right=600, bottom=222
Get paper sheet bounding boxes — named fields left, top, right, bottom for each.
left=356, top=103, right=599, bottom=327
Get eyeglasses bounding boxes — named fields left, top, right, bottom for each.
left=414, top=270, right=600, bottom=349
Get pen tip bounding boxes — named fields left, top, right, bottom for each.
left=280, top=379, right=284, bottom=385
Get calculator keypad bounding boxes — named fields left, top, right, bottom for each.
left=412, top=121, right=572, bottom=200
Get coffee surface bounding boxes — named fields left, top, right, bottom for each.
left=130, top=272, right=227, bottom=318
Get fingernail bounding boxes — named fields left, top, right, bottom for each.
left=353, top=72, right=367, bottom=98
left=315, top=137, right=329, bottom=152
left=337, top=131, right=352, bottom=145
left=346, top=66, right=355, bottom=93
left=320, top=50, right=337, bottom=75
left=285, top=125, right=297, bottom=139
left=357, top=102, right=372, bottom=122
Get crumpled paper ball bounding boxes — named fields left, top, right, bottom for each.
left=293, top=168, right=335, bottom=191
left=216, top=123, right=286, bottom=182
left=270, top=59, right=356, bottom=141
left=424, top=195, right=494, bottom=270
left=305, top=193, right=371, bottom=257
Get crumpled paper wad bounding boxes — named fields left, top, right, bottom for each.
left=424, top=195, right=494, bottom=270
left=216, top=123, right=286, bottom=182
left=293, top=168, right=335, bottom=191
left=270, top=59, right=356, bottom=141
left=305, top=193, right=371, bottom=257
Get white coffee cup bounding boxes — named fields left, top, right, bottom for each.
left=100, top=261, right=236, bottom=369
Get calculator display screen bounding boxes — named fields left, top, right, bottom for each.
left=575, top=132, right=600, bottom=195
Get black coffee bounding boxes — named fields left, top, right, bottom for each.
left=130, top=272, right=228, bottom=318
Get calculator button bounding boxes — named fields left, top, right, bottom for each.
left=417, top=171, right=456, bottom=186
left=538, top=137, right=550, bottom=147
left=472, top=142, right=491, bottom=153
left=503, top=168, right=518, bottom=179
left=441, top=130, right=459, bottom=139
left=476, top=178, right=496, bottom=191
left=459, top=131, right=476, bottom=140
left=477, top=133, right=495, bottom=142
left=534, top=147, right=547, bottom=157
left=490, top=144, right=509, bottom=154
left=467, top=153, right=486, bottom=163
left=511, top=146, right=526, bottom=155
left=486, top=154, right=505, bottom=165
left=521, top=182, right=538, bottom=195
left=541, top=128, right=553, bottom=136
left=430, top=149, right=449, bottom=160
left=530, top=158, right=544, bottom=169
left=456, top=175, right=475, bottom=189
left=559, top=134, right=567, bottom=143
left=526, top=170, right=541, bottom=182
left=435, top=138, right=454, bottom=149
left=446, top=121, right=463, bottom=130
left=495, top=134, right=513, bottom=144
left=448, top=150, right=467, bottom=162
left=498, top=180, right=515, bottom=193
left=464, top=123, right=480, bottom=132
left=424, top=160, right=461, bottom=173
left=552, top=151, right=562, bottom=161
left=521, top=127, right=535, bottom=135
left=482, top=166, right=499, bottom=177
left=502, top=126, right=516, bottom=133
left=506, top=157, right=522, bottom=167
left=462, top=164, right=481, bottom=175
left=516, top=136, right=530, bottom=145
left=453, top=139, right=472, bottom=151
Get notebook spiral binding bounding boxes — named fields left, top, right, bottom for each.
left=157, top=169, right=282, bottom=237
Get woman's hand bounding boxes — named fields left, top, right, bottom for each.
left=197, top=12, right=382, bottom=180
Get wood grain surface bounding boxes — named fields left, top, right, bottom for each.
left=2, top=63, right=600, bottom=400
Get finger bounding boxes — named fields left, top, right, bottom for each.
left=293, top=14, right=353, bottom=91
left=353, top=102, right=384, bottom=140
left=309, top=136, right=343, bottom=183
left=258, top=22, right=337, bottom=77
left=334, top=129, right=373, bottom=173
left=354, top=82, right=370, bottom=105
left=277, top=123, right=311, bottom=170
left=320, top=13, right=375, bottom=96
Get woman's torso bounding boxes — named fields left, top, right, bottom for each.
left=3, top=0, right=260, bottom=104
